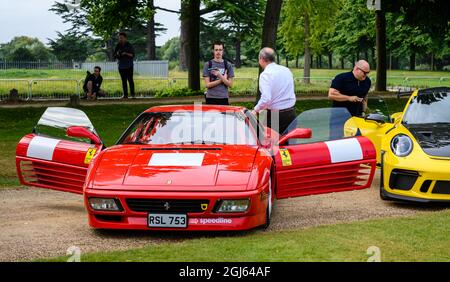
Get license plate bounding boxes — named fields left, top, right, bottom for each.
left=148, top=213, right=187, bottom=228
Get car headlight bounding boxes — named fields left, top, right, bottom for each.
left=215, top=199, right=250, bottom=213
left=390, top=134, right=413, bottom=157
left=88, top=198, right=122, bottom=211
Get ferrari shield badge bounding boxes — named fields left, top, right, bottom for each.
left=279, top=148, right=292, bottom=166
left=84, top=148, right=97, bottom=164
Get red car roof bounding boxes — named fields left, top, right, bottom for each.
left=144, top=104, right=247, bottom=113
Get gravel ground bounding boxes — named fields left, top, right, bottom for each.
left=0, top=171, right=447, bottom=261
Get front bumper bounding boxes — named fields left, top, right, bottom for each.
left=84, top=187, right=268, bottom=231
left=381, top=185, right=450, bottom=203
left=382, top=151, right=450, bottom=202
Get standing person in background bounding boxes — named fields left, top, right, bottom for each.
left=253, top=47, right=297, bottom=134
left=203, top=41, right=234, bottom=105
left=114, top=32, right=135, bottom=99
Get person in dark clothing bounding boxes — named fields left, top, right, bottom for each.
left=328, top=60, right=371, bottom=139
left=114, top=32, right=135, bottom=99
left=328, top=60, right=371, bottom=117
left=82, top=66, right=105, bottom=100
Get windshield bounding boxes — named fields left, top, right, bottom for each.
left=118, top=111, right=258, bottom=146
left=403, top=90, right=450, bottom=125
left=284, top=107, right=359, bottom=145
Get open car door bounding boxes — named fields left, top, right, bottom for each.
left=16, top=107, right=103, bottom=194
left=273, top=108, right=377, bottom=199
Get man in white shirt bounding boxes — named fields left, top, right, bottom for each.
left=253, top=47, right=297, bottom=134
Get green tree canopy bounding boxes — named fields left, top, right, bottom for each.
left=0, top=36, right=52, bottom=61
left=48, top=32, right=102, bottom=61
left=279, top=0, right=340, bottom=81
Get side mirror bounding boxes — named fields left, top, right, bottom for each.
left=67, top=126, right=102, bottom=145
left=365, top=113, right=387, bottom=125
left=279, top=128, right=312, bottom=145
left=390, top=112, right=402, bottom=123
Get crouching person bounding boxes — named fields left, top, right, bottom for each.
left=83, top=66, right=106, bottom=100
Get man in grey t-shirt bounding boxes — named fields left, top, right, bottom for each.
left=202, top=41, right=234, bottom=105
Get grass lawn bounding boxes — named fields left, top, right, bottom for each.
left=42, top=209, right=450, bottom=262
left=1, top=67, right=449, bottom=80
left=1, top=68, right=449, bottom=99
left=0, top=99, right=406, bottom=187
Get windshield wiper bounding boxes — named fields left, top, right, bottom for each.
left=124, top=141, right=145, bottom=145
left=190, top=139, right=220, bottom=145
left=432, top=122, right=450, bottom=125
left=407, top=122, right=450, bottom=126
left=176, top=140, right=227, bottom=145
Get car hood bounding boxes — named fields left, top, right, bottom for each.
left=406, top=124, right=450, bottom=158
left=92, top=145, right=258, bottom=191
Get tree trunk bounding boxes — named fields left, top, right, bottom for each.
left=261, top=0, right=283, bottom=50
left=285, top=55, right=289, bottom=67
left=296, top=54, right=299, bottom=68
left=318, top=55, right=322, bottom=69
left=328, top=53, right=332, bottom=69
left=375, top=10, right=387, bottom=91
left=257, top=0, right=283, bottom=101
left=106, top=36, right=114, bottom=61
left=389, top=51, right=392, bottom=70
left=234, top=37, right=242, bottom=68
left=370, top=48, right=376, bottom=68
left=179, top=1, right=189, bottom=71
left=392, top=56, right=399, bottom=70
left=430, top=53, right=434, bottom=71
left=435, top=58, right=443, bottom=71
left=303, top=13, right=311, bottom=84
left=409, top=50, right=416, bottom=71
left=185, top=0, right=200, bottom=90
left=146, top=0, right=156, bottom=60
left=340, top=57, right=344, bottom=69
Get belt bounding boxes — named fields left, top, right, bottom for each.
left=268, top=106, right=295, bottom=113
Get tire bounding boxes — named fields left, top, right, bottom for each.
left=380, top=187, right=390, bottom=201
left=262, top=176, right=273, bottom=229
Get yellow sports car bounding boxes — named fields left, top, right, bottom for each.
left=349, top=87, right=450, bottom=202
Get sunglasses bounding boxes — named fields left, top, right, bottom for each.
left=357, top=67, right=370, bottom=75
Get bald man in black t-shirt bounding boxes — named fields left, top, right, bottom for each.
left=328, top=60, right=371, bottom=117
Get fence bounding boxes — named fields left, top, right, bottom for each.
left=0, top=60, right=73, bottom=70
left=0, top=76, right=449, bottom=101
left=80, top=61, right=169, bottom=77
left=0, top=60, right=169, bottom=77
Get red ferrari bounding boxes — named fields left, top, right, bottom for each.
left=16, top=105, right=376, bottom=231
